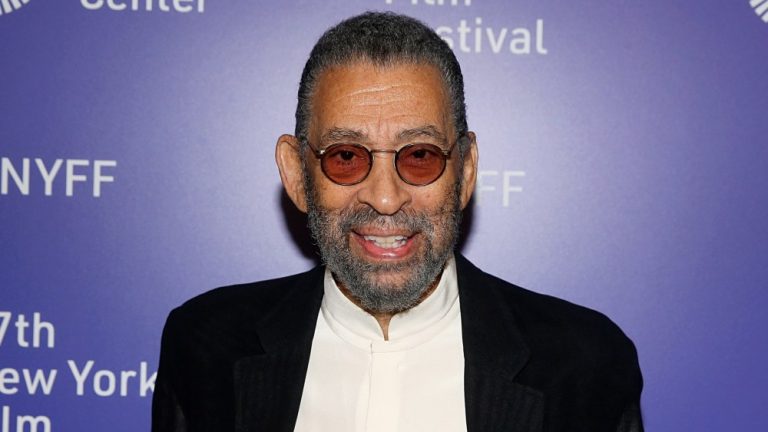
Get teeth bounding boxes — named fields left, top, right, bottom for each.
left=363, top=235, right=407, bottom=249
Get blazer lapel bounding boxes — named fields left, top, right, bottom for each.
left=457, top=255, right=545, bottom=432
left=232, top=266, right=325, bottom=432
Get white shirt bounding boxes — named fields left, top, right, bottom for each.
left=293, top=257, right=467, bottom=432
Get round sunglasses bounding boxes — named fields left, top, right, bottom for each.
left=305, top=140, right=457, bottom=186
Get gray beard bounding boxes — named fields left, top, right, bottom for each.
left=304, top=171, right=463, bottom=314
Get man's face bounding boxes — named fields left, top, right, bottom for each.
left=298, top=62, right=475, bottom=314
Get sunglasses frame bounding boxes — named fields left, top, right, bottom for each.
left=304, top=140, right=457, bottom=186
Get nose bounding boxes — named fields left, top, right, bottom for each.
left=356, top=152, right=411, bottom=215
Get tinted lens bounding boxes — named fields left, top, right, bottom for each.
left=396, top=144, right=447, bottom=185
left=320, top=144, right=372, bottom=185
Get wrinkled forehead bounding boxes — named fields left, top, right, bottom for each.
left=308, top=61, right=454, bottom=145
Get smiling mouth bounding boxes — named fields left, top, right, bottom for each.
left=351, top=230, right=418, bottom=259
left=362, top=235, right=408, bottom=249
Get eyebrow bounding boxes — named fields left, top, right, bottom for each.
left=397, top=125, right=447, bottom=145
left=320, top=127, right=367, bottom=145
left=318, top=125, right=448, bottom=147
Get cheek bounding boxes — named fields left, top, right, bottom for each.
left=412, top=188, right=454, bottom=216
left=418, top=171, right=460, bottom=209
left=411, top=191, right=439, bottom=209
left=313, top=176, right=359, bottom=209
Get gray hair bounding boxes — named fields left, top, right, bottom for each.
left=295, top=11, right=468, bottom=151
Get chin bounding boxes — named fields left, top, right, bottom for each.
left=364, top=269, right=415, bottom=289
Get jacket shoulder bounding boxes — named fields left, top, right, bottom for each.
left=457, top=255, right=641, bottom=385
left=171, top=267, right=322, bottom=322
left=161, top=266, right=324, bottom=360
left=456, top=255, right=643, bottom=429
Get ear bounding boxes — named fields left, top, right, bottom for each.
left=459, top=132, right=478, bottom=210
left=275, top=134, right=308, bottom=213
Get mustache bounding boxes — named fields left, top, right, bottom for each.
left=336, top=206, right=434, bottom=235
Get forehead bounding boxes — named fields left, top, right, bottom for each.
left=309, top=62, right=452, bottom=143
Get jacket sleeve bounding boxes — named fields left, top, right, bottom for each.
left=614, top=335, right=644, bottom=432
left=616, top=402, right=643, bottom=432
left=152, top=309, right=188, bottom=432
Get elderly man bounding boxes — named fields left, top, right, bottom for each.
left=152, top=12, right=643, bottom=432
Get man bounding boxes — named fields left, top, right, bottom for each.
left=153, top=12, right=643, bottom=432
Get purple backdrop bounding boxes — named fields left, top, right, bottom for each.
left=2, top=1, right=767, bottom=430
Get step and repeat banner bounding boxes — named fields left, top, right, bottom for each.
left=2, top=1, right=767, bottom=431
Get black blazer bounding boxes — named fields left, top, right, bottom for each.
left=153, top=255, right=643, bottom=432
